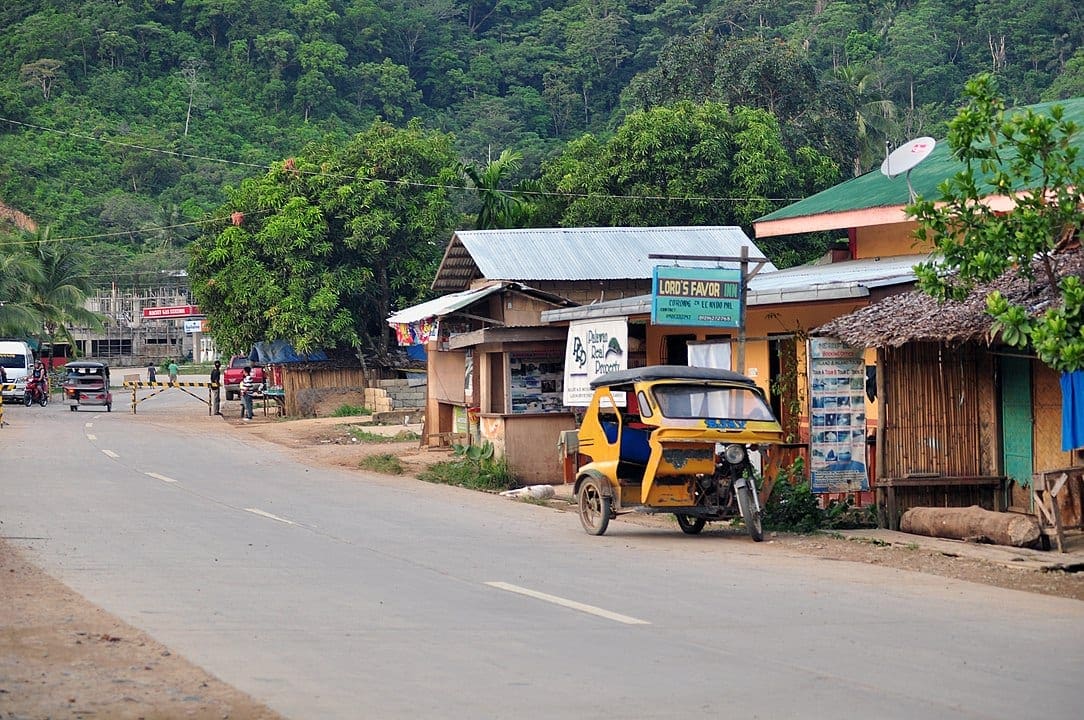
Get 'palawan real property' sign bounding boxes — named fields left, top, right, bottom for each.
left=651, top=266, right=742, bottom=327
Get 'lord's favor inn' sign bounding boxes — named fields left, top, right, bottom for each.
left=652, top=266, right=742, bottom=327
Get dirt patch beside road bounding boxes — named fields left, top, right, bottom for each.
left=0, top=536, right=284, bottom=720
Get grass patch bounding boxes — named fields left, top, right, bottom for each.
left=348, top=427, right=420, bottom=443
left=331, top=403, right=372, bottom=417
left=359, top=453, right=404, bottom=474
left=417, top=444, right=515, bottom=491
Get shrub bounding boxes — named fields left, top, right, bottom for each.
left=332, top=403, right=372, bottom=417
left=359, top=453, right=404, bottom=474
left=417, top=441, right=516, bottom=491
left=348, top=427, right=420, bottom=443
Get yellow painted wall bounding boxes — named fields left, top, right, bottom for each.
left=642, top=298, right=881, bottom=433
left=854, top=221, right=933, bottom=258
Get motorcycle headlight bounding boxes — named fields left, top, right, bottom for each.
left=723, top=443, right=746, bottom=464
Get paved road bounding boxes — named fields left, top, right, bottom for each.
left=1, top=393, right=1082, bottom=719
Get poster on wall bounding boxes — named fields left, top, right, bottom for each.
left=509, top=352, right=565, bottom=414
left=809, top=338, right=870, bottom=493
left=563, top=318, right=629, bottom=406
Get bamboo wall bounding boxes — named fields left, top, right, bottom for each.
left=882, top=343, right=995, bottom=478
left=280, top=365, right=374, bottom=417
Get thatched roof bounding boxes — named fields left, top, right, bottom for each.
left=814, top=250, right=1084, bottom=348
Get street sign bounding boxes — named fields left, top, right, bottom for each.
left=142, top=305, right=200, bottom=319
left=183, top=319, right=208, bottom=333
left=651, top=266, right=742, bottom=327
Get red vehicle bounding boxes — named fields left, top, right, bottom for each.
left=223, top=356, right=265, bottom=400
left=24, top=376, right=48, bottom=407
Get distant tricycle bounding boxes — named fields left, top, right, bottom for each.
left=573, top=366, right=784, bottom=540
left=63, top=361, right=113, bottom=412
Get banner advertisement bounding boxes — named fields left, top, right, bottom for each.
left=563, top=318, right=628, bottom=406
left=652, top=266, right=742, bottom=327
left=809, top=338, right=870, bottom=493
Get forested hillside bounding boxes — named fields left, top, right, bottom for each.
left=1, top=0, right=1081, bottom=285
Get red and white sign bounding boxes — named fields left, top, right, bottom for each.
left=142, top=304, right=201, bottom=319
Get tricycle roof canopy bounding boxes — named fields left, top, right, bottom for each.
left=65, top=361, right=110, bottom=370
left=590, top=365, right=756, bottom=388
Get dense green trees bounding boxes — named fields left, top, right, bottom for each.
left=0, top=0, right=1080, bottom=347
left=188, top=120, right=459, bottom=356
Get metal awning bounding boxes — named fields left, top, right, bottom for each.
left=387, top=284, right=504, bottom=326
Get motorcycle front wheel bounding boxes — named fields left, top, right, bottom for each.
left=24, top=392, right=32, bottom=407
left=735, top=482, right=764, bottom=542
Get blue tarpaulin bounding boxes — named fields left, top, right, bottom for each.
left=248, top=340, right=328, bottom=365
left=1060, top=370, right=1084, bottom=451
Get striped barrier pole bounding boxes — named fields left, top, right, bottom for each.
left=123, top=381, right=218, bottom=414
left=0, top=383, right=11, bottom=428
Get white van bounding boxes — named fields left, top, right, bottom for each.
left=0, top=340, right=35, bottom=400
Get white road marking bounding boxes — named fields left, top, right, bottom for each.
left=84, top=422, right=93, bottom=428
left=146, top=472, right=176, bottom=483
left=244, top=508, right=296, bottom=525
left=86, top=434, right=96, bottom=441
left=102, top=449, right=119, bottom=458
left=485, top=581, right=650, bottom=625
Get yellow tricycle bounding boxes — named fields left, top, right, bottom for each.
left=573, top=366, right=784, bottom=540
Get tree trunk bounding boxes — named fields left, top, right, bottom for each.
left=900, top=506, right=1040, bottom=548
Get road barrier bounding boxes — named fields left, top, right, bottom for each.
left=122, top=380, right=219, bottom=415
left=0, top=383, right=11, bottom=428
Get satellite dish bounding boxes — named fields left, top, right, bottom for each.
left=880, top=137, right=936, bottom=202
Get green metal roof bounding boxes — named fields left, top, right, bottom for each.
left=756, top=96, right=1084, bottom=225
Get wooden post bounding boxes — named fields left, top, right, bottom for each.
left=875, top=347, right=887, bottom=527
left=737, top=246, right=748, bottom=374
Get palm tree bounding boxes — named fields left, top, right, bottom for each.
left=458, top=149, right=531, bottom=229
left=24, top=228, right=103, bottom=363
left=838, top=64, right=899, bottom=176
left=0, top=236, right=43, bottom=336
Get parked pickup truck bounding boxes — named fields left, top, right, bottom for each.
left=222, top=355, right=265, bottom=400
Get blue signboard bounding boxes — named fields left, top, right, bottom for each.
left=651, top=266, right=742, bottom=327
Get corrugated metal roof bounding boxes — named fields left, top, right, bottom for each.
left=432, top=226, right=774, bottom=291
left=387, top=281, right=575, bottom=325
left=746, top=253, right=927, bottom=304
left=540, top=254, right=927, bottom=323
left=754, top=96, right=1084, bottom=229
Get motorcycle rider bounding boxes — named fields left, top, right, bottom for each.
left=29, top=360, right=48, bottom=400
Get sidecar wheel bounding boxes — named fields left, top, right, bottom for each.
left=675, top=514, right=706, bottom=535
left=578, top=477, right=611, bottom=536
left=736, top=483, right=763, bottom=542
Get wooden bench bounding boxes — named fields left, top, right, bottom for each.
left=876, top=475, right=1003, bottom=530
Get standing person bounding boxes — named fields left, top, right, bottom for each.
left=239, top=366, right=254, bottom=421
left=210, top=360, right=222, bottom=415
left=147, top=361, right=157, bottom=384
left=167, top=358, right=179, bottom=385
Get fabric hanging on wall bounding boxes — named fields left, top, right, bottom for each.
left=1061, top=370, right=1084, bottom=451
left=395, top=318, right=439, bottom=346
